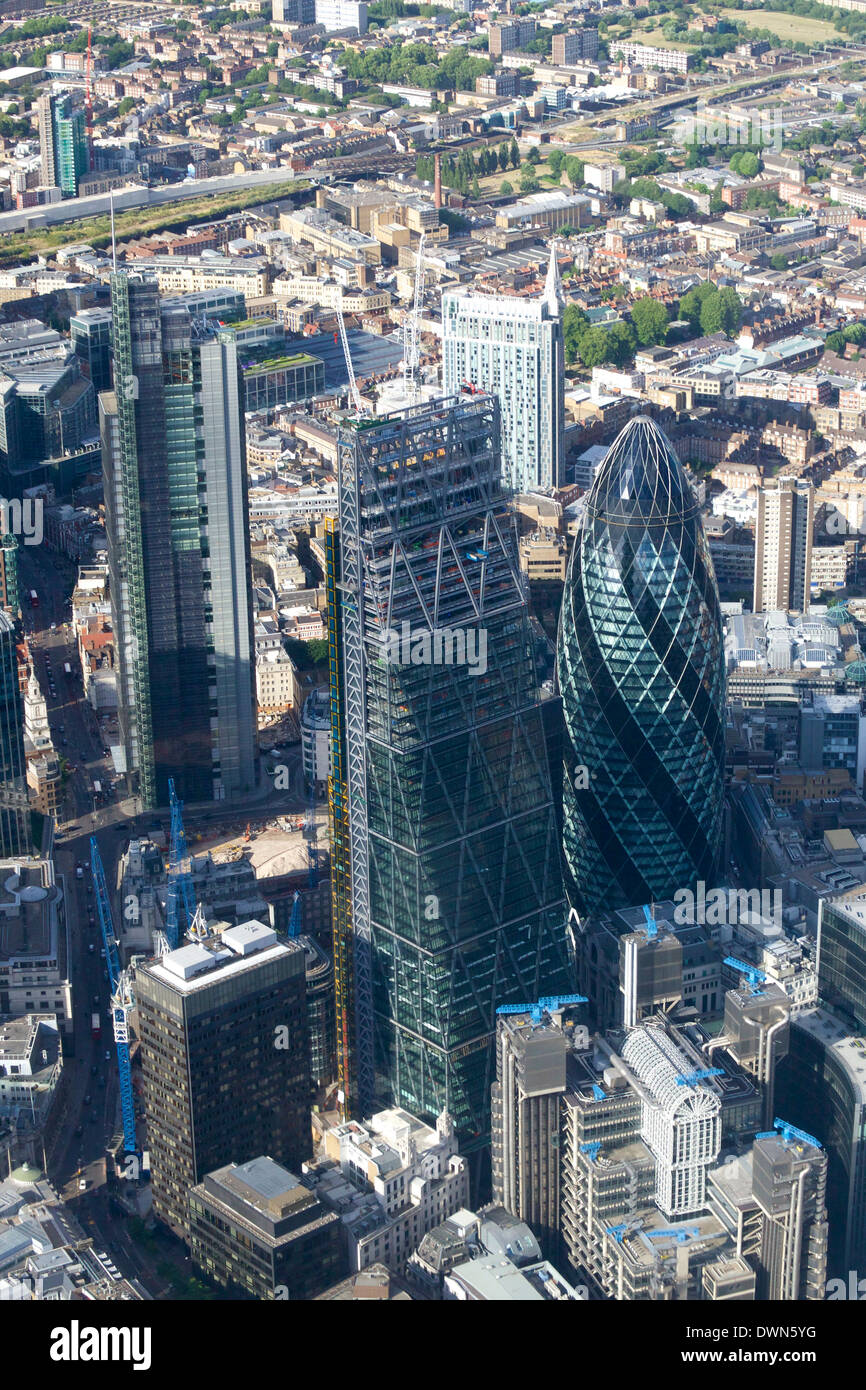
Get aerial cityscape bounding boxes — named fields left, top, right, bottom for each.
left=1, top=0, right=866, bottom=1338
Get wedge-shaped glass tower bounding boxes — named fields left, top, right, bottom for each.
left=332, top=394, right=571, bottom=1147
left=558, top=415, right=726, bottom=917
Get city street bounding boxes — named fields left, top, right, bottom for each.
left=16, top=542, right=315, bottom=1297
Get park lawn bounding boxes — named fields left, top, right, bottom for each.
left=633, top=23, right=698, bottom=50
left=719, top=7, right=841, bottom=41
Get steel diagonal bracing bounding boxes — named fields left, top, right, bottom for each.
left=338, top=428, right=376, bottom=1112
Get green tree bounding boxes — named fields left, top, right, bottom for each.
left=472, top=175, right=481, bottom=198
left=519, top=165, right=539, bottom=193
left=679, top=280, right=716, bottom=331
left=565, top=155, right=584, bottom=188
left=500, top=179, right=513, bottom=195
left=699, top=293, right=724, bottom=336
left=631, top=296, right=669, bottom=347
left=563, top=303, right=589, bottom=363
left=509, top=137, right=520, bottom=168
left=717, top=287, right=744, bottom=337
left=525, top=146, right=540, bottom=165
left=606, top=320, right=637, bottom=367
left=548, top=148, right=565, bottom=179
left=578, top=326, right=610, bottom=368
left=118, top=96, right=136, bottom=117
left=498, top=141, right=510, bottom=172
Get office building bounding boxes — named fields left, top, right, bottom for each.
left=300, top=933, right=336, bottom=1089
left=442, top=250, right=565, bottom=492
left=314, top=0, right=367, bottom=32
left=101, top=273, right=257, bottom=810
left=751, top=1130, right=828, bottom=1300
left=622, top=1023, right=722, bottom=1217
left=135, top=919, right=310, bottom=1239
left=754, top=476, right=814, bottom=613
left=558, top=415, right=726, bottom=917
left=329, top=395, right=572, bottom=1143
left=37, top=93, right=89, bottom=196
left=775, top=1007, right=866, bottom=1276
left=552, top=30, right=599, bottom=64
left=188, top=1156, right=343, bottom=1299
left=799, top=693, right=866, bottom=791
left=0, top=855, right=71, bottom=1034
left=70, top=307, right=113, bottom=394
left=309, top=1107, right=469, bottom=1271
left=817, top=890, right=866, bottom=1028
left=491, top=1009, right=569, bottom=1259
left=0, top=612, right=30, bottom=857
left=241, top=351, right=324, bottom=413
left=0, top=534, right=18, bottom=617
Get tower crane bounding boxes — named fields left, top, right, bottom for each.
left=641, top=903, right=657, bottom=938
left=723, top=955, right=766, bottom=997
left=647, top=1227, right=700, bottom=1244
left=496, top=993, right=588, bottom=1025
left=337, top=306, right=364, bottom=416
left=756, top=1118, right=823, bottom=1149
left=675, top=1068, right=724, bottom=1087
left=403, top=232, right=426, bottom=405
left=91, top=838, right=138, bottom=1161
left=166, top=778, right=195, bottom=950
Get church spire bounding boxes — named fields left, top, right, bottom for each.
left=542, top=243, right=565, bottom=315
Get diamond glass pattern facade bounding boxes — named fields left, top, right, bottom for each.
left=333, top=394, right=572, bottom=1147
left=558, top=415, right=726, bottom=917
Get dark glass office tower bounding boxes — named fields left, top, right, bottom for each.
left=0, top=609, right=30, bottom=855
left=558, top=415, right=726, bottom=917
left=101, top=273, right=256, bottom=810
left=331, top=394, right=572, bottom=1146
left=135, top=922, right=310, bottom=1240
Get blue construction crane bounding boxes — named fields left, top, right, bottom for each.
left=166, top=778, right=195, bottom=950
left=591, top=1084, right=606, bottom=1101
left=606, top=1224, right=628, bottom=1244
left=723, top=955, right=766, bottom=997
left=288, top=890, right=301, bottom=940
left=756, top=1118, right=823, bottom=1150
left=647, top=1227, right=700, bottom=1244
left=580, top=1142, right=602, bottom=1162
left=641, top=904, right=657, bottom=939
left=676, top=1068, right=724, bottom=1087
left=466, top=548, right=489, bottom=562
left=496, top=993, right=588, bottom=1025
left=91, top=837, right=137, bottom=1159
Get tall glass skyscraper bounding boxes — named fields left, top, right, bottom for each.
left=558, top=415, right=726, bottom=917
left=0, top=609, right=30, bottom=856
left=330, top=394, right=572, bottom=1145
left=101, top=273, right=256, bottom=810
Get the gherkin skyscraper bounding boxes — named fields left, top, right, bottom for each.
left=557, top=415, right=726, bottom=917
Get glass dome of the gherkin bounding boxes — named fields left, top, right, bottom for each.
left=586, top=415, right=698, bottom=529
left=557, top=413, right=727, bottom=919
